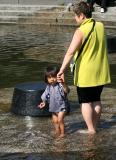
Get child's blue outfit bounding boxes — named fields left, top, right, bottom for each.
left=41, top=83, right=70, bottom=113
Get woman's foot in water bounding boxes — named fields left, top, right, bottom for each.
left=77, top=129, right=96, bottom=134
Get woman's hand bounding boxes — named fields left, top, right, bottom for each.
left=57, top=71, right=64, bottom=83
left=38, top=102, right=46, bottom=108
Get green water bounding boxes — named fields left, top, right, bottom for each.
left=0, top=24, right=115, bottom=89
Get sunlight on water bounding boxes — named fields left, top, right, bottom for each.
left=0, top=24, right=115, bottom=88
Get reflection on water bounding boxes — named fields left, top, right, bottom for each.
left=0, top=24, right=116, bottom=88
left=0, top=112, right=116, bottom=159
left=0, top=24, right=116, bottom=159
left=0, top=24, right=74, bottom=88
left=0, top=149, right=116, bottom=160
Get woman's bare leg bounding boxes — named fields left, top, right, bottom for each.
left=81, top=103, right=96, bottom=134
left=92, top=101, right=102, bottom=129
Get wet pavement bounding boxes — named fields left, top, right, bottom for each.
left=0, top=85, right=116, bottom=159
left=0, top=110, right=116, bottom=159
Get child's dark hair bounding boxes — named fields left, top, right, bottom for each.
left=73, top=1, right=92, bottom=18
left=44, top=66, right=59, bottom=83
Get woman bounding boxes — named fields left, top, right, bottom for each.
left=57, top=1, right=111, bottom=134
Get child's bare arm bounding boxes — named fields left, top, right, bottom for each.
left=61, top=82, right=70, bottom=94
left=57, top=74, right=70, bottom=94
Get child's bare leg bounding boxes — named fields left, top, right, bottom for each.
left=58, top=111, right=65, bottom=137
left=52, top=113, right=60, bottom=136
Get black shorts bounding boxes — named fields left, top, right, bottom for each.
left=77, top=85, right=104, bottom=104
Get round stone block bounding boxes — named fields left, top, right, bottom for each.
left=11, top=82, right=51, bottom=116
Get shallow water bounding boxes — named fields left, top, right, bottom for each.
left=0, top=24, right=116, bottom=159
left=0, top=24, right=116, bottom=88
left=0, top=24, right=73, bottom=88
left=0, top=111, right=116, bottom=159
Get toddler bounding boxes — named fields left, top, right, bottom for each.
left=38, top=66, right=70, bottom=138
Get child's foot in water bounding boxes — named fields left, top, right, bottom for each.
left=59, top=134, right=65, bottom=138
left=51, top=131, right=60, bottom=137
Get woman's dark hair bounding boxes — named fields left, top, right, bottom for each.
left=44, top=66, right=59, bottom=83
left=73, top=1, right=92, bottom=18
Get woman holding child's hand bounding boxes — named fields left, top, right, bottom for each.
left=57, top=1, right=111, bottom=134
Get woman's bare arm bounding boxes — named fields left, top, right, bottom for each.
left=57, top=29, right=83, bottom=80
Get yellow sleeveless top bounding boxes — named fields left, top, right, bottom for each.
left=74, top=18, right=111, bottom=87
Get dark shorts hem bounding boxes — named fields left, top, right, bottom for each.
left=77, top=85, right=104, bottom=104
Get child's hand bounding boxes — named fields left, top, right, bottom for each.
left=57, top=73, right=64, bottom=83
left=38, top=102, right=46, bottom=109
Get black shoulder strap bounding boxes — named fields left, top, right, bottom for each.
left=74, top=19, right=95, bottom=62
